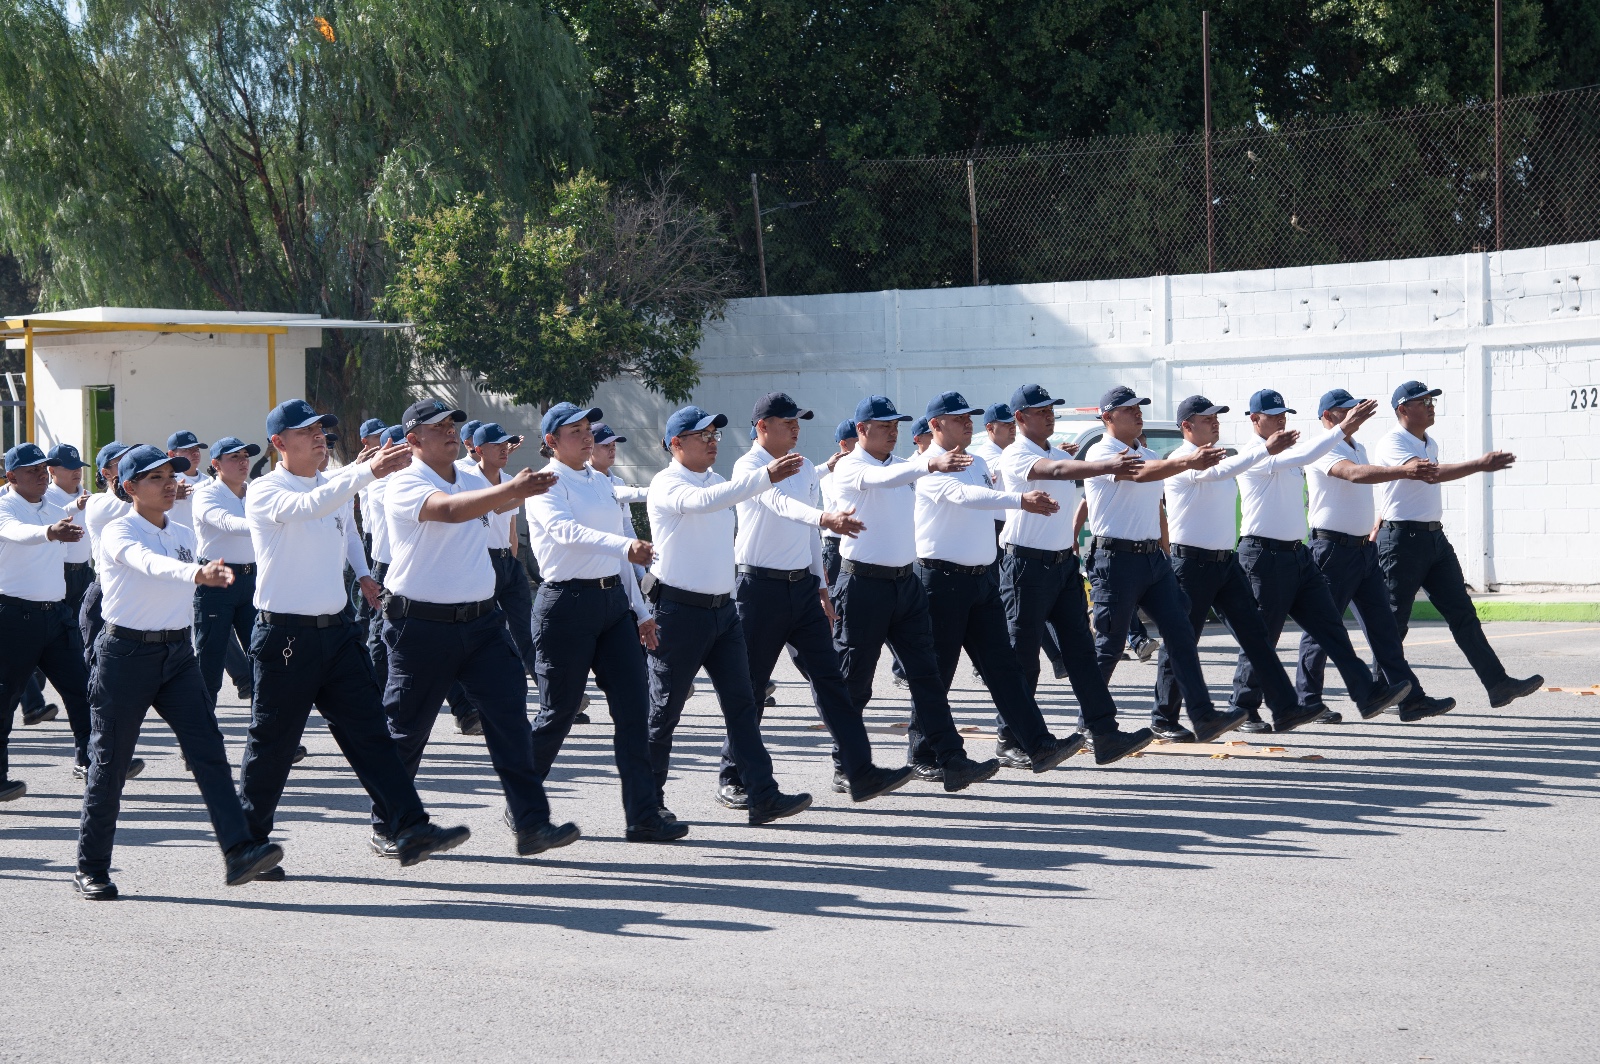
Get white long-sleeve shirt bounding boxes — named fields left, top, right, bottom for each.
left=43, top=484, right=91, bottom=564
left=341, top=497, right=370, bottom=579
left=818, top=470, right=843, bottom=542
left=647, top=460, right=771, bottom=596
left=99, top=512, right=201, bottom=630
left=914, top=447, right=1020, bottom=566
left=1237, top=423, right=1345, bottom=541
left=526, top=461, right=649, bottom=621
left=362, top=478, right=392, bottom=566
left=84, top=492, right=132, bottom=571
left=1083, top=437, right=1163, bottom=541
left=1163, top=442, right=1269, bottom=551
left=998, top=436, right=1081, bottom=552
left=191, top=476, right=255, bottom=562
left=733, top=444, right=826, bottom=577
left=170, top=470, right=204, bottom=527
left=0, top=490, right=70, bottom=600
left=966, top=437, right=1006, bottom=487
left=247, top=461, right=376, bottom=615
left=830, top=447, right=936, bottom=567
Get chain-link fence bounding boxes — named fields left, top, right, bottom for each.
left=706, top=86, right=1600, bottom=296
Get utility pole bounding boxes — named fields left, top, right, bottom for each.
left=967, top=159, right=980, bottom=287
left=750, top=172, right=769, bottom=297
left=1203, top=10, right=1215, bottom=273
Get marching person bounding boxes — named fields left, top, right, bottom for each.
left=966, top=401, right=1014, bottom=486
left=1082, top=385, right=1255, bottom=744
left=1153, top=395, right=1328, bottom=739
left=1292, top=389, right=1457, bottom=722
left=165, top=430, right=207, bottom=527
left=524, top=402, right=679, bottom=842
left=910, top=392, right=1091, bottom=773
left=74, top=444, right=281, bottom=899
left=378, top=398, right=580, bottom=857
left=190, top=436, right=262, bottom=708
left=718, top=392, right=913, bottom=809
left=1228, top=388, right=1414, bottom=727
left=590, top=422, right=648, bottom=506
left=995, top=383, right=1156, bottom=757
left=469, top=422, right=540, bottom=680
left=81, top=441, right=135, bottom=664
left=238, top=399, right=471, bottom=870
left=19, top=445, right=95, bottom=727
left=828, top=394, right=1004, bottom=790
left=0, top=444, right=95, bottom=802
left=909, top=416, right=933, bottom=453
left=362, top=424, right=403, bottom=689
left=644, top=404, right=814, bottom=825
left=351, top=418, right=387, bottom=621
left=818, top=420, right=858, bottom=590
left=1372, top=381, right=1542, bottom=708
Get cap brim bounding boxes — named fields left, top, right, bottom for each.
left=1020, top=399, right=1066, bottom=409
left=9, top=456, right=49, bottom=470
left=416, top=409, right=467, bottom=427
left=1322, top=400, right=1360, bottom=412
left=215, top=444, right=262, bottom=458
left=285, top=413, right=339, bottom=431
left=131, top=455, right=191, bottom=477
left=693, top=413, right=730, bottom=432
left=50, top=457, right=88, bottom=470
left=866, top=414, right=914, bottom=422
left=1103, top=397, right=1151, bottom=411
left=1257, top=406, right=1295, bottom=415
left=597, top=435, right=626, bottom=445
left=480, top=433, right=524, bottom=447
left=1182, top=404, right=1229, bottom=418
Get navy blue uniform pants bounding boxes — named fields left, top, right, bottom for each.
left=445, top=550, right=542, bottom=722
left=831, top=568, right=968, bottom=766
left=78, top=579, right=106, bottom=670
left=1153, top=550, right=1303, bottom=725
left=724, top=571, right=875, bottom=788
left=999, top=548, right=1120, bottom=736
left=1376, top=524, right=1508, bottom=692
left=915, top=563, right=1052, bottom=763
left=239, top=618, right=428, bottom=842
left=647, top=597, right=780, bottom=807
left=194, top=564, right=258, bottom=708
left=382, top=610, right=553, bottom=831
left=1230, top=539, right=1382, bottom=713
left=366, top=561, right=390, bottom=690
left=530, top=581, right=657, bottom=825
left=1296, top=536, right=1421, bottom=703
left=77, top=635, right=249, bottom=877
left=1088, top=547, right=1216, bottom=717
left=0, top=598, right=92, bottom=776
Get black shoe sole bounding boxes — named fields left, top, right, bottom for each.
left=398, top=826, right=472, bottom=867
left=1192, top=710, right=1249, bottom=745
left=851, top=766, right=916, bottom=802
left=749, top=793, right=813, bottom=825
left=626, top=823, right=691, bottom=842
left=1399, top=698, right=1458, bottom=722
left=370, top=836, right=400, bottom=860
left=22, top=707, right=59, bottom=725
left=1489, top=677, right=1545, bottom=709
left=74, top=876, right=118, bottom=901
left=254, top=866, right=287, bottom=881
left=1150, top=728, right=1197, bottom=743
left=1271, top=704, right=1328, bottom=735
left=1093, top=731, right=1155, bottom=766
left=995, top=750, right=1033, bottom=769
left=712, top=790, right=749, bottom=811
left=1358, top=681, right=1413, bottom=720
left=291, top=747, right=308, bottom=764
left=572, top=713, right=592, bottom=725
left=226, top=844, right=284, bottom=886
left=943, top=759, right=1001, bottom=792
left=1031, top=735, right=1087, bottom=773
left=125, top=758, right=145, bottom=780
left=516, top=823, right=581, bottom=856
left=0, top=781, right=25, bottom=803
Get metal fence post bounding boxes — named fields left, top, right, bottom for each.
left=1203, top=10, right=1215, bottom=273
left=1494, top=0, right=1503, bottom=252
left=967, top=159, right=980, bottom=286
left=750, top=172, right=769, bottom=297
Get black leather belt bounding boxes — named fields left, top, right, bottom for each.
left=1240, top=535, right=1302, bottom=551
left=653, top=582, right=731, bottom=609
left=917, top=558, right=989, bottom=576
left=841, top=559, right=914, bottom=581
left=1171, top=544, right=1233, bottom=561
left=1090, top=536, right=1161, bottom=554
left=1311, top=528, right=1370, bottom=548
left=105, top=624, right=189, bottom=643
left=547, top=575, right=620, bottom=590
left=199, top=559, right=255, bottom=574
left=0, top=593, right=65, bottom=611
left=384, top=596, right=499, bottom=623
left=737, top=564, right=811, bottom=582
left=488, top=547, right=513, bottom=559
left=1382, top=520, right=1443, bottom=532
left=1005, top=544, right=1075, bottom=564
left=258, top=610, right=345, bottom=629
left=64, top=562, right=91, bottom=572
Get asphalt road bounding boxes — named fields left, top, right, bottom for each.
left=3, top=619, right=1597, bottom=1064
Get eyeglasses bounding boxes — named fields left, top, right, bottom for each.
left=1403, top=398, right=1437, bottom=408
left=680, top=429, right=722, bottom=444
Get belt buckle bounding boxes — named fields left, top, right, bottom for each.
left=788, top=569, right=804, bottom=582
left=453, top=603, right=471, bottom=622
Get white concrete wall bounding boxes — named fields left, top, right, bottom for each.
left=465, top=241, right=1600, bottom=590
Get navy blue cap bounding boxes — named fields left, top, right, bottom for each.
left=540, top=403, right=602, bottom=439
left=45, top=443, right=87, bottom=470
left=1248, top=389, right=1296, bottom=416
left=209, top=437, right=261, bottom=460
left=401, top=398, right=465, bottom=434
left=982, top=402, right=1015, bottom=425
left=751, top=392, right=814, bottom=423
left=664, top=405, right=728, bottom=447
left=117, top=444, right=190, bottom=483
left=1011, top=384, right=1066, bottom=411
left=359, top=418, right=387, bottom=439
left=459, top=419, right=484, bottom=444
left=473, top=422, right=523, bottom=447
left=165, top=430, right=207, bottom=451
left=1318, top=389, right=1361, bottom=416
left=324, top=432, right=340, bottom=446
left=1392, top=380, right=1442, bottom=407
left=925, top=391, right=982, bottom=419
left=910, top=416, right=931, bottom=438
left=95, top=441, right=133, bottom=471
left=380, top=425, right=406, bottom=446
left=854, top=395, right=912, bottom=423
left=1175, top=395, right=1229, bottom=422
left=593, top=423, right=626, bottom=445
left=266, top=399, right=338, bottom=437
left=4, top=443, right=49, bottom=473
left=835, top=419, right=859, bottom=443
left=1098, top=385, right=1150, bottom=414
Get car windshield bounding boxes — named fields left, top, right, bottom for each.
left=1050, top=426, right=1187, bottom=457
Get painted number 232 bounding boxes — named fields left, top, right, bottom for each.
left=1572, top=387, right=1599, bottom=409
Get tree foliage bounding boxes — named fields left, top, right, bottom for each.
left=382, top=174, right=739, bottom=409
left=0, top=0, right=591, bottom=439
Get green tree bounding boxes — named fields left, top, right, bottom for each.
left=0, top=0, right=592, bottom=443
left=382, top=174, right=738, bottom=410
